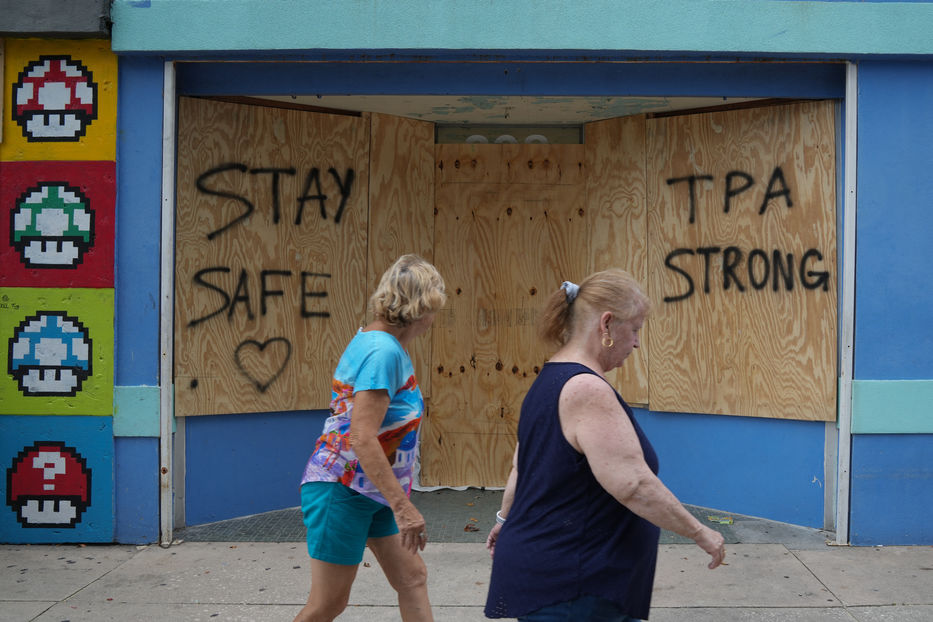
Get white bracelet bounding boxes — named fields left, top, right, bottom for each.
left=496, top=510, right=507, bottom=525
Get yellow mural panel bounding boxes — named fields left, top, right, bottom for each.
left=1, top=40, right=5, bottom=144
left=1, top=38, right=116, bottom=161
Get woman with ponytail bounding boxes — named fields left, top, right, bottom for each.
left=484, top=269, right=725, bottom=622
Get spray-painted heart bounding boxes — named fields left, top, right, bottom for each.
left=234, top=337, right=292, bottom=393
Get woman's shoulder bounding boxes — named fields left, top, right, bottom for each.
left=351, top=328, right=403, bottom=350
left=559, top=368, right=622, bottom=415
left=339, top=330, right=405, bottom=367
left=562, top=370, right=614, bottom=396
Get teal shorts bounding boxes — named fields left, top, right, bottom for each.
left=300, top=481, right=399, bottom=565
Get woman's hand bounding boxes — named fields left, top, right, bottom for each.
left=349, top=389, right=427, bottom=555
left=694, top=525, right=727, bottom=569
left=485, top=522, right=502, bottom=558
left=394, top=499, right=428, bottom=554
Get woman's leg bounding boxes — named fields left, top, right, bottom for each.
left=292, top=558, right=359, bottom=622
left=368, top=533, right=433, bottom=622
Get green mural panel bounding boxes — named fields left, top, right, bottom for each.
left=1, top=287, right=114, bottom=415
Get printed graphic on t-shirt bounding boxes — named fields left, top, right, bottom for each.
left=301, top=331, right=423, bottom=506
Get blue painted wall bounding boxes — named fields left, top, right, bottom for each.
left=115, top=56, right=163, bottom=387
left=635, top=411, right=826, bottom=528
left=184, top=410, right=329, bottom=524
left=183, top=408, right=827, bottom=529
left=850, top=435, right=933, bottom=545
left=108, top=3, right=933, bottom=543
left=114, top=437, right=159, bottom=543
left=175, top=61, right=844, bottom=100
left=110, top=55, right=165, bottom=543
left=848, top=60, right=933, bottom=544
left=855, top=61, right=933, bottom=381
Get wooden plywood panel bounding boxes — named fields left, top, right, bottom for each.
left=503, top=143, right=584, bottom=185
left=584, top=116, right=650, bottom=405
left=436, top=143, right=583, bottom=186
left=174, top=97, right=370, bottom=416
left=435, top=144, right=505, bottom=184
left=368, top=112, right=436, bottom=397
left=424, top=145, right=588, bottom=486
left=646, top=101, right=837, bottom=421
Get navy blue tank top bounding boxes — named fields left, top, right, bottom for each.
left=485, top=362, right=660, bottom=619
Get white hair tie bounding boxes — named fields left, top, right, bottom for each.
left=561, top=281, right=579, bottom=304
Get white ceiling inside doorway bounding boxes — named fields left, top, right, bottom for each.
left=260, top=94, right=761, bottom=125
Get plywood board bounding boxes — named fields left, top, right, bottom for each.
left=646, top=101, right=837, bottom=421
left=435, top=144, right=505, bottom=184
left=368, top=113, right=436, bottom=397
left=174, top=97, right=370, bottom=416
left=423, top=144, right=588, bottom=486
left=584, top=115, right=650, bottom=405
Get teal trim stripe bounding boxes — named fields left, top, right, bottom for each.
left=111, top=0, right=933, bottom=56
left=113, top=385, right=160, bottom=437
left=852, top=379, right=933, bottom=434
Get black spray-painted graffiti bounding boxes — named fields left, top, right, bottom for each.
left=662, top=166, right=830, bottom=303
left=188, top=268, right=331, bottom=327
left=663, top=247, right=829, bottom=303
left=186, top=162, right=353, bottom=394
left=666, top=167, right=793, bottom=224
left=196, top=163, right=355, bottom=239
left=234, top=337, right=292, bottom=393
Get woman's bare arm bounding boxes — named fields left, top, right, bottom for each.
left=349, top=389, right=426, bottom=554
left=560, top=374, right=726, bottom=569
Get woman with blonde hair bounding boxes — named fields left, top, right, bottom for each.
left=485, top=269, right=725, bottom=621
left=295, top=254, right=446, bottom=622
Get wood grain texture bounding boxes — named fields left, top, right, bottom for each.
left=584, top=115, right=650, bottom=405
left=174, top=97, right=369, bottom=416
left=435, top=144, right=505, bottom=184
left=646, top=101, right=837, bottom=421
left=368, top=112, right=436, bottom=397
left=423, top=144, right=588, bottom=486
left=172, top=96, right=839, bottom=494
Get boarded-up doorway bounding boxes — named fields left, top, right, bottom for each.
left=421, top=115, right=651, bottom=486
left=423, top=144, right=590, bottom=486
left=173, top=98, right=837, bottom=491
left=420, top=103, right=836, bottom=487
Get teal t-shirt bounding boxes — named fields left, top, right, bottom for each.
left=301, top=329, right=424, bottom=506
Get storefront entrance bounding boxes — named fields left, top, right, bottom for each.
left=173, top=95, right=837, bottom=491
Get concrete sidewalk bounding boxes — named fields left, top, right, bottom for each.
left=3, top=539, right=932, bottom=621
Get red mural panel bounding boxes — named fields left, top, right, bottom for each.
left=0, top=160, right=115, bottom=288
left=7, top=441, right=92, bottom=528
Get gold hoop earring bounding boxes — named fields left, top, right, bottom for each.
left=601, top=333, right=614, bottom=348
